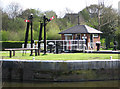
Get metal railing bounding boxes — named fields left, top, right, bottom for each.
left=22, top=40, right=86, bottom=52
left=88, top=42, right=96, bottom=49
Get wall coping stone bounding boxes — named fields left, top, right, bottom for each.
left=0, top=59, right=119, bottom=62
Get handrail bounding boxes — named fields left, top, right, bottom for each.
left=22, top=40, right=86, bottom=51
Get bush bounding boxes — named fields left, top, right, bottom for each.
left=2, top=30, right=26, bottom=41
left=110, top=42, right=114, bottom=48
left=115, top=27, right=120, bottom=50
left=100, top=38, right=106, bottom=48
left=47, top=29, right=61, bottom=40
left=2, top=30, right=9, bottom=41
left=1, top=41, right=24, bottom=50
left=33, top=30, right=39, bottom=40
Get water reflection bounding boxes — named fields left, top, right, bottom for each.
left=2, top=80, right=119, bottom=87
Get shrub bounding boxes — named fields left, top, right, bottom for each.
left=47, top=29, right=61, bottom=40
left=2, top=30, right=9, bottom=41
left=1, top=41, right=24, bottom=50
left=100, top=38, right=106, bottom=48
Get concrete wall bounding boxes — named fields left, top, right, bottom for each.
left=1, top=59, right=120, bottom=82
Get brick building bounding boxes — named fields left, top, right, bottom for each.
left=59, top=25, right=103, bottom=50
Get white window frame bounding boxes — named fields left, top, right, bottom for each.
left=65, top=34, right=73, bottom=40
left=64, top=34, right=72, bottom=36
left=93, top=34, right=98, bottom=38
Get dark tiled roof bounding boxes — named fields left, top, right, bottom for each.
left=59, top=25, right=102, bottom=34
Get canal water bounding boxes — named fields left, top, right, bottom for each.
left=2, top=80, right=119, bottom=88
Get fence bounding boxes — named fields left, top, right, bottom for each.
left=22, top=40, right=86, bottom=52
left=87, top=42, right=96, bottom=50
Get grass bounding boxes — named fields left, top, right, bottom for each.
left=100, top=48, right=114, bottom=50
left=0, top=51, right=119, bottom=60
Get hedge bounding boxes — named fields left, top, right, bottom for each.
left=1, top=41, right=25, bottom=50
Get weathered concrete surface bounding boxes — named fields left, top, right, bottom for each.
left=0, top=61, right=2, bottom=89
left=1, top=59, right=120, bottom=82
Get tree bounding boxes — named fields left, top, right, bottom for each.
left=115, top=15, right=120, bottom=49
left=2, top=11, right=10, bottom=31
left=47, top=22, right=61, bottom=40
left=45, top=10, right=57, bottom=19
left=6, top=2, right=22, bottom=20
left=100, top=6, right=118, bottom=48
left=19, top=9, right=42, bottom=19
left=19, top=9, right=43, bottom=31
left=80, top=4, right=118, bottom=49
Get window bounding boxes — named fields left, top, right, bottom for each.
left=93, top=34, right=98, bottom=38
left=65, top=34, right=73, bottom=40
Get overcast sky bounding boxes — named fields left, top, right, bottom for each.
left=0, top=0, right=120, bottom=17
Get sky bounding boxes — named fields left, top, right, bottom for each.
left=0, top=0, right=120, bottom=17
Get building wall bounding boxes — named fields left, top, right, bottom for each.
left=94, top=34, right=100, bottom=42
left=61, top=34, right=101, bottom=50
left=86, top=34, right=100, bottom=50
left=93, top=34, right=100, bottom=50
left=61, top=34, right=65, bottom=40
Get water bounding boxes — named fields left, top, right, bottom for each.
left=2, top=80, right=119, bottom=88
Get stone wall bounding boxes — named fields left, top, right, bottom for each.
left=1, top=59, right=120, bottom=82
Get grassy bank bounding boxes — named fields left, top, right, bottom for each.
left=1, top=51, right=119, bottom=60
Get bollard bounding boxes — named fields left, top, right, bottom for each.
left=110, top=56, right=112, bottom=60
left=33, top=57, right=35, bottom=60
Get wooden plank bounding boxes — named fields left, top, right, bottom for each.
left=5, top=48, right=38, bottom=58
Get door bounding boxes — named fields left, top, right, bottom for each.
left=64, top=34, right=72, bottom=50
left=90, top=34, right=93, bottom=48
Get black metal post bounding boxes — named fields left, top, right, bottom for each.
left=43, top=15, right=46, bottom=54
left=29, top=14, right=33, bottom=56
left=13, top=51, right=15, bottom=56
left=24, top=22, right=30, bottom=48
left=56, top=43, right=58, bottom=54
left=10, top=51, right=12, bottom=58
left=35, top=49, right=37, bottom=56
left=38, top=22, right=43, bottom=55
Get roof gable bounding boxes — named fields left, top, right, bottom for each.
left=85, top=25, right=102, bottom=33
left=59, top=25, right=102, bottom=34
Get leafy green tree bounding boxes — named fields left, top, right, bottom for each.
left=7, top=17, right=25, bottom=31
left=115, top=26, right=120, bottom=49
left=80, top=8, right=90, bottom=22
left=46, top=20, right=61, bottom=40
left=2, top=30, right=9, bottom=41
left=5, top=2, right=22, bottom=20
left=2, top=12, right=9, bottom=31
left=45, top=10, right=57, bottom=18
left=80, top=4, right=118, bottom=49
left=19, top=9, right=43, bottom=31
left=47, top=29, right=61, bottom=40
left=19, top=9, right=42, bottom=19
